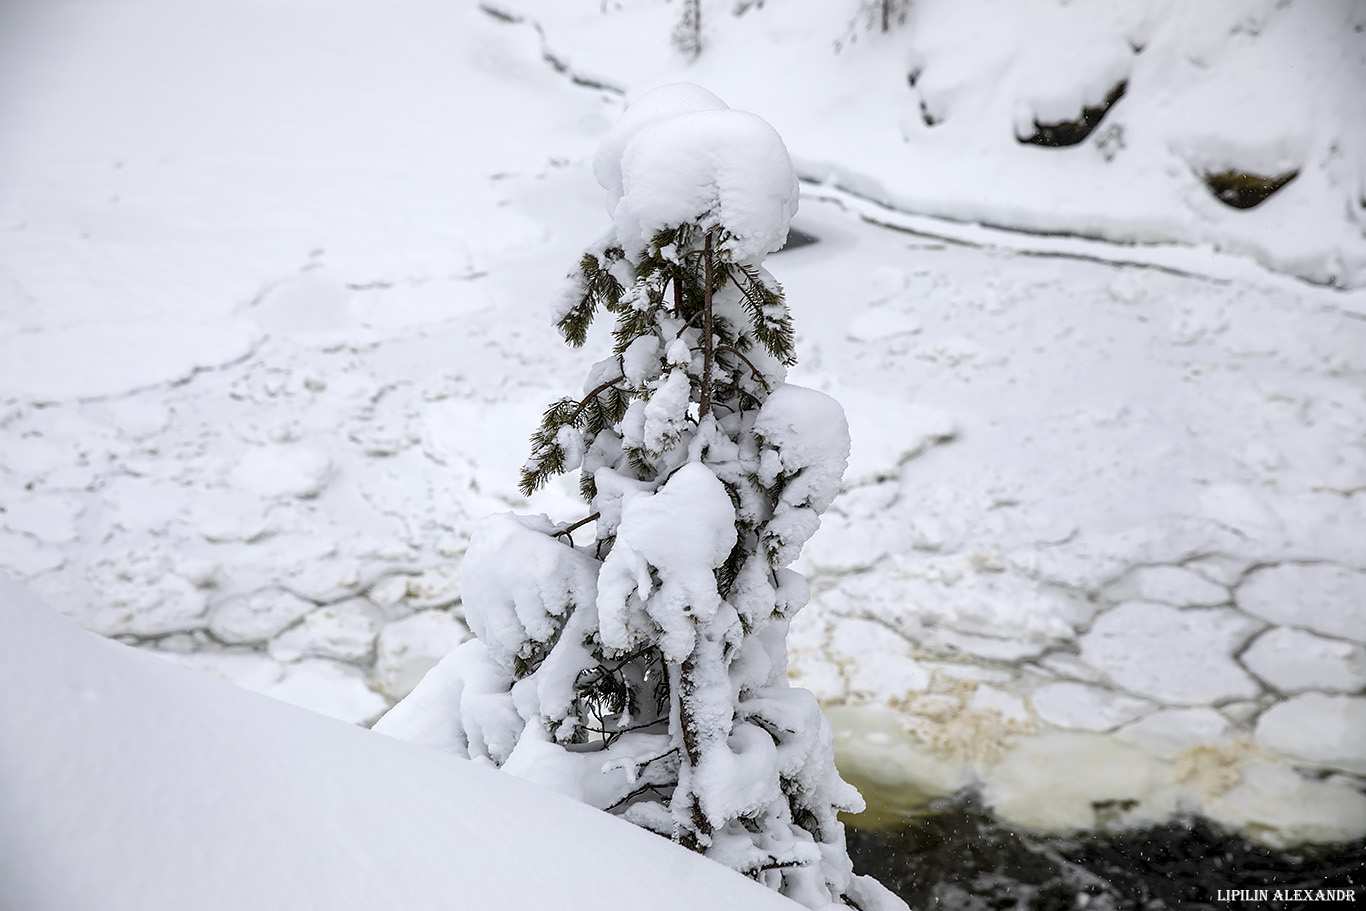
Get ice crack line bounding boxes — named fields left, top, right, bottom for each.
left=477, top=3, right=625, bottom=95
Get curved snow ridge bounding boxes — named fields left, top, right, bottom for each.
left=796, top=176, right=1366, bottom=301
left=0, top=576, right=800, bottom=911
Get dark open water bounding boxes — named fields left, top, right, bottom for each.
left=846, top=797, right=1365, bottom=911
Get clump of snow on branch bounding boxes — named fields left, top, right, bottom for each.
left=376, top=83, right=904, bottom=911
left=614, top=109, right=800, bottom=262
left=598, top=463, right=737, bottom=662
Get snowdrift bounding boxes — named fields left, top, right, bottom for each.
left=0, top=576, right=797, bottom=911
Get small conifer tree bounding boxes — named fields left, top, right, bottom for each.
left=377, top=84, right=904, bottom=911
left=839, top=0, right=910, bottom=49
left=672, top=0, right=704, bottom=59
left=872, top=0, right=910, bottom=33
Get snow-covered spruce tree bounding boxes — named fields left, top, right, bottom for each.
left=376, top=84, right=903, bottom=911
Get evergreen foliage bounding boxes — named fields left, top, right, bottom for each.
left=377, top=85, right=905, bottom=911
left=838, top=0, right=910, bottom=49
left=672, top=0, right=704, bottom=59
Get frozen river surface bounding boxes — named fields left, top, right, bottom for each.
left=2, top=0, right=1364, bottom=851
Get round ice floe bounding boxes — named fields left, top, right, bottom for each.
left=1202, top=758, right=1366, bottom=849
left=230, top=445, right=335, bottom=500
left=825, top=618, right=931, bottom=700
left=1030, top=681, right=1155, bottom=732
left=1113, top=707, right=1232, bottom=759
left=984, top=731, right=1175, bottom=832
left=612, top=108, right=798, bottom=261
left=88, top=576, right=211, bottom=639
left=1078, top=602, right=1264, bottom=704
left=209, top=589, right=319, bottom=643
left=269, top=599, right=383, bottom=663
left=888, top=557, right=1084, bottom=654
left=1241, top=627, right=1366, bottom=694
left=247, top=273, right=355, bottom=338
left=0, top=532, right=64, bottom=578
left=969, top=685, right=1031, bottom=724
left=1255, top=693, right=1366, bottom=775
left=1100, top=564, right=1229, bottom=608
left=1237, top=564, right=1366, bottom=644
left=838, top=391, right=955, bottom=487
left=1, top=494, right=84, bottom=545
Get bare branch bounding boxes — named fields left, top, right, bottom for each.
left=573, top=374, right=626, bottom=421
left=715, top=344, right=764, bottom=381
left=553, top=512, right=601, bottom=540
left=674, top=307, right=705, bottom=339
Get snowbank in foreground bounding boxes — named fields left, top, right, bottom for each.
left=0, top=576, right=797, bottom=911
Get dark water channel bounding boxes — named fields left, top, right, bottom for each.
left=846, top=796, right=1365, bottom=911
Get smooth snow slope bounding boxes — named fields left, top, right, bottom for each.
left=0, top=575, right=798, bottom=911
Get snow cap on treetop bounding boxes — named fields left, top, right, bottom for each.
left=598, top=83, right=800, bottom=262
left=594, top=83, right=729, bottom=205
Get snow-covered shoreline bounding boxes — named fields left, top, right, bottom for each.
left=489, top=0, right=1366, bottom=289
